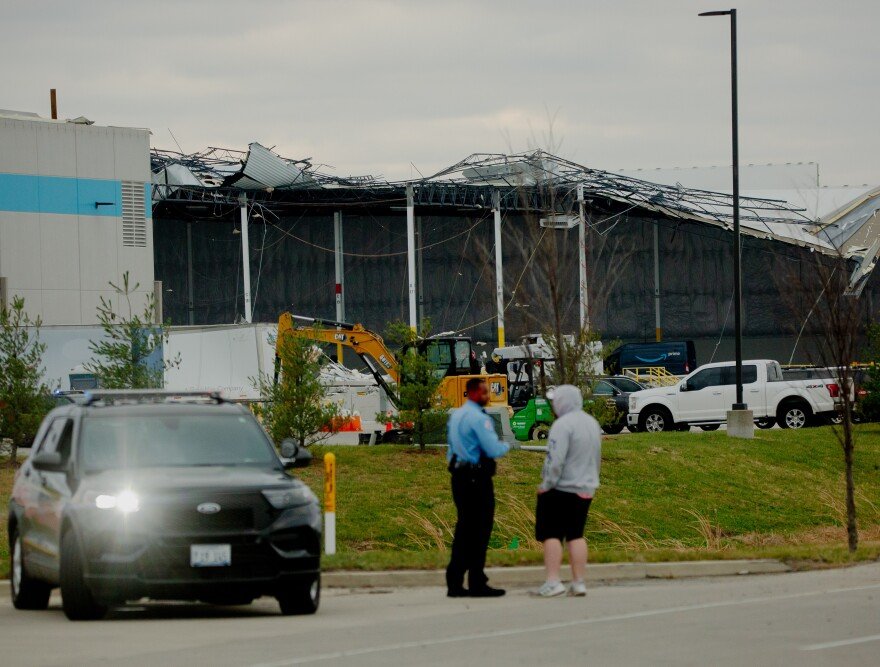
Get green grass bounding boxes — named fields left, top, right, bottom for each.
left=2, top=426, right=879, bottom=578
left=298, top=425, right=880, bottom=570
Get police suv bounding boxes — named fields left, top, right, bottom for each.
left=8, top=391, right=322, bottom=620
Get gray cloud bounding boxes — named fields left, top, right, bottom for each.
left=3, top=0, right=878, bottom=184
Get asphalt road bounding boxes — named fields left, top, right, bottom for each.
left=1, top=563, right=879, bottom=666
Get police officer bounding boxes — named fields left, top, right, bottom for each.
left=446, top=377, right=510, bottom=598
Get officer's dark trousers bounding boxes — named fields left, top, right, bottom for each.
left=446, top=469, right=495, bottom=591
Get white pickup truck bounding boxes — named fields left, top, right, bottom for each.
left=627, top=359, right=838, bottom=432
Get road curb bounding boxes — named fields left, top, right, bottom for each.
left=0, top=559, right=790, bottom=591
left=323, top=559, right=791, bottom=589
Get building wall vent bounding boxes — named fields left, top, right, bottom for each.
left=121, top=181, right=147, bottom=247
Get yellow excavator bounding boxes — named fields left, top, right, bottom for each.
left=275, top=313, right=509, bottom=410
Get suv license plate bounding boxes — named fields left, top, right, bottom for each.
left=190, top=544, right=231, bottom=568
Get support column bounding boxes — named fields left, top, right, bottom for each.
left=334, top=211, right=345, bottom=363
left=493, top=190, right=505, bottom=348
left=417, top=216, right=425, bottom=324
left=238, top=193, right=252, bottom=324
left=654, top=221, right=662, bottom=341
left=406, top=184, right=417, bottom=331
left=577, top=184, right=589, bottom=330
left=186, top=221, right=195, bottom=326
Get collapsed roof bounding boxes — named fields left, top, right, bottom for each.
left=151, top=144, right=879, bottom=289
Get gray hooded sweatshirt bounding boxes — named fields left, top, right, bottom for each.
left=539, top=385, right=602, bottom=496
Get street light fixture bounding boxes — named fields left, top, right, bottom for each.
left=700, top=8, right=747, bottom=413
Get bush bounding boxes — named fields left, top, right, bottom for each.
left=254, top=331, right=339, bottom=447
left=0, top=297, right=49, bottom=465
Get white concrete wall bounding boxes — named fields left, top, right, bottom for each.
left=0, top=114, right=153, bottom=324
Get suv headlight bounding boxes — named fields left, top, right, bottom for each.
left=262, top=486, right=318, bottom=510
left=85, top=489, right=140, bottom=513
left=629, top=397, right=637, bottom=411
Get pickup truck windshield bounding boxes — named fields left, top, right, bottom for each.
left=80, top=414, right=276, bottom=471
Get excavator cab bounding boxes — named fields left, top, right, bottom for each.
left=408, top=337, right=481, bottom=380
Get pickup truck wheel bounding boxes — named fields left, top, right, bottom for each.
left=699, top=424, right=720, bottom=432
left=10, top=526, right=51, bottom=610
left=639, top=408, right=671, bottom=433
left=778, top=403, right=811, bottom=430
left=755, top=418, right=775, bottom=430
left=530, top=424, right=550, bottom=441
left=602, top=423, right=625, bottom=435
left=60, top=529, right=107, bottom=621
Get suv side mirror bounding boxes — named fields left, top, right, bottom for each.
left=680, top=382, right=690, bottom=392
left=280, top=438, right=313, bottom=469
left=32, top=451, right=66, bottom=472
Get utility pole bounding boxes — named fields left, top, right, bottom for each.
left=333, top=211, right=345, bottom=363
left=406, top=184, right=417, bottom=332
left=701, top=7, right=752, bottom=437
left=493, top=190, right=505, bottom=348
left=653, top=222, right=662, bottom=341
left=577, top=184, right=589, bottom=330
left=238, top=193, right=252, bottom=324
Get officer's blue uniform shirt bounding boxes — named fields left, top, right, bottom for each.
left=447, top=400, right=510, bottom=464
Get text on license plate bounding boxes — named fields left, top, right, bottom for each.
left=190, top=544, right=231, bottom=567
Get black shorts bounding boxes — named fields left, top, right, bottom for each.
left=535, top=489, right=592, bottom=542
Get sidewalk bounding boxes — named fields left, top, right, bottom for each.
left=323, top=559, right=790, bottom=588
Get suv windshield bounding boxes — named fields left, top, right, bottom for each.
left=80, top=414, right=277, bottom=471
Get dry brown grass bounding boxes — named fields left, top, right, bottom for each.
left=402, top=507, right=454, bottom=551
left=493, top=492, right=541, bottom=551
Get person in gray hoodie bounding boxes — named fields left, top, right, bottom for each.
left=534, top=384, right=602, bottom=597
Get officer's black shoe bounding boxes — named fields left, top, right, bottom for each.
left=468, top=585, right=506, bottom=598
left=447, top=588, right=469, bottom=598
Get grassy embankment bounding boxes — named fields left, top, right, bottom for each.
left=1, top=426, right=879, bottom=577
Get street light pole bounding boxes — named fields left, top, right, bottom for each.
left=700, top=8, right=745, bottom=411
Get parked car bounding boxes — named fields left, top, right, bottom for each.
left=627, top=360, right=838, bottom=432
left=590, top=377, right=646, bottom=434
left=8, top=391, right=321, bottom=620
left=605, top=341, right=696, bottom=376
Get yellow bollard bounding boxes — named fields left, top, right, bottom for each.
left=324, top=453, right=336, bottom=555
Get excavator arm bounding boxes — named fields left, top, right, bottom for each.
left=276, top=313, right=402, bottom=407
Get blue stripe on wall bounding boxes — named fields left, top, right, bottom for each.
left=144, top=182, right=153, bottom=218
left=0, top=173, right=150, bottom=217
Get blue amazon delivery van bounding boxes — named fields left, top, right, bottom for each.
left=604, top=341, right=696, bottom=376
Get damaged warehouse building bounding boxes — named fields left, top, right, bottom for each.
left=151, top=143, right=880, bottom=363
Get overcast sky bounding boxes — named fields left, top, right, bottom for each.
left=3, top=0, right=878, bottom=185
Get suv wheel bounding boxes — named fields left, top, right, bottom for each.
left=60, top=529, right=107, bottom=621
left=602, top=423, right=625, bottom=435
left=277, top=574, right=320, bottom=616
left=699, top=424, right=720, bottom=432
left=755, top=418, right=775, bottom=430
left=778, top=403, right=811, bottom=430
left=10, top=526, right=51, bottom=610
left=530, top=424, right=550, bottom=441
left=639, top=408, right=671, bottom=433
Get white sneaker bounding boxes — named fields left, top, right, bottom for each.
left=568, top=581, right=587, bottom=597
left=533, top=581, right=567, bottom=598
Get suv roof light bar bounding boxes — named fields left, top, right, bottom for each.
left=83, top=390, right=228, bottom=406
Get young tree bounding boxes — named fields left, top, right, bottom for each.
left=86, top=272, right=179, bottom=388
left=254, top=332, right=339, bottom=448
left=384, top=320, right=450, bottom=451
left=782, top=252, right=862, bottom=552
left=0, top=297, right=48, bottom=466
